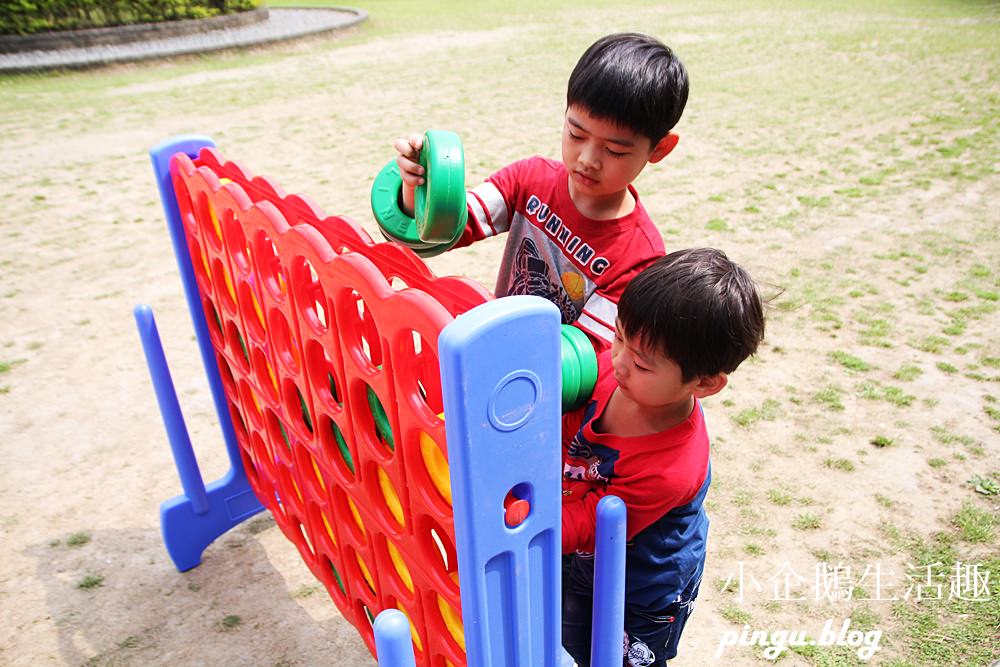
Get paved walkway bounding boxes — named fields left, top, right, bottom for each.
left=0, top=7, right=367, bottom=74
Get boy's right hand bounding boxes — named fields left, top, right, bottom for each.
left=392, top=134, right=426, bottom=217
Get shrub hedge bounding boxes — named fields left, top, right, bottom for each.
left=2, top=0, right=261, bottom=35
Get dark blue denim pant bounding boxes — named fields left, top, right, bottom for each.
left=562, top=554, right=700, bottom=667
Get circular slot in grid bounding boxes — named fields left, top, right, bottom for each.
left=363, top=462, right=406, bottom=533
left=330, top=486, right=367, bottom=544
left=215, top=351, right=236, bottom=395
left=236, top=279, right=266, bottom=346
left=188, top=236, right=212, bottom=293
left=383, top=537, right=414, bottom=595
left=320, top=553, right=347, bottom=597
left=264, top=407, right=293, bottom=460
left=203, top=295, right=224, bottom=345
left=395, top=329, right=443, bottom=419
left=197, top=191, right=224, bottom=252
left=339, top=289, right=383, bottom=372
left=223, top=211, right=251, bottom=276
left=252, top=230, right=287, bottom=302
left=274, top=455, right=305, bottom=514
left=223, top=319, right=251, bottom=373
left=248, top=430, right=274, bottom=483
left=174, top=179, right=198, bottom=236
left=249, top=345, right=279, bottom=405
left=305, top=340, right=343, bottom=413
left=434, top=594, right=465, bottom=652
left=282, top=378, right=313, bottom=437
left=417, top=427, right=451, bottom=508
left=210, top=257, right=238, bottom=316
left=294, top=443, right=327, bottom=501
left=295, top=519, right=316, bottom=562
left=292, top=257, right=330, bottom=336
left=237, top=379, right=265, bottom=431
left=237, top=441, right=260, bottom=489
left=415, top=515, right=459, bottom=596
left=269, top=308, right=301, bottom=377
left=227, top=398, right=248, bottom=443
left=365, top=383, right=396, bottom=454
left=318, top=414, right=355, bottom=479
left=346, top=546, right=377, bottom=597
left=318, top=506, right=339, bottom=551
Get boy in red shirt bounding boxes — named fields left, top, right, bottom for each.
left=561, top=248, right=766, bottom=666
left=391, top=33, right=688, bottom=351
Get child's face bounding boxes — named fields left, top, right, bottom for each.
left=561, top=105, right=663, bottom=204
left=610, top=321, right=698, bottom=411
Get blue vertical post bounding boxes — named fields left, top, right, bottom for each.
left=149, top=135, right=243, bottom=470
left=134, top=305, right=209, bottom=515
left=144, top=135, right=262, bottom=572
left=374, top=609, right=417, bottom=667
left=439, top=295, right=563, bottom=667
left=591, top=495, right=627, bottom=667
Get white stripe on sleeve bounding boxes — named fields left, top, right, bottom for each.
left=576, top=312, right=614, bottom=342
left=582, top=292, right=618, bottom=333
left=469, top=181, right=510, bottom=235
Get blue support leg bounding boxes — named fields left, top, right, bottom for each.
left=144, top=135, right=263, bottom=572
left=374, top=609, right=417, bottom=667
left=135, top=305, right=263, bottom=571
left=591, top=495, right=627, bottom=667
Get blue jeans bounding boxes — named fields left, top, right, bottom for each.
left=562, top=554, right=700, bottom=667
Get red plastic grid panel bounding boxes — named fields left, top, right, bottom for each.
left=169, top=148, right=492, bottom=666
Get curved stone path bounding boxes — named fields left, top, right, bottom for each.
left=0, top=7, right=367, bottom=74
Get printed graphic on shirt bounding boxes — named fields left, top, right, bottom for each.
left=624, top=635, right=655, bottom=667
left=524, top=194, right=610, bottom=276
left=509, top=237, right=579, bottom=324
left=564, top=435, right=619, bottom=484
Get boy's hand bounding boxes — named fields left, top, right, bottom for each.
left=392, top=134, right=425, bottom=216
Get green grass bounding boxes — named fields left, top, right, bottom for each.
left=869, top=435, right=894, bottom=448
left=766, top=488, right=793, bottom=506
left=892, top=363, right=922, bottom=381
left=0, top=359, right=26, bottom=374
left=813, top=385, right=845, bottom=411
left=792, top=513, right=822, bottom=531
left=829, top=351, right=872, bottom=372
left=950, top=503, right=995, bottom=543
left=719, top=603, right=753, bottom=625
left=66, top=531, right=91, bottom=547
left=732, top=398, right=781, bottom=427
left=219, top=614, right=242, bottom=631
left=824, top=457, right=856, bottom=472
left=76, top=574, right=104, bottom=590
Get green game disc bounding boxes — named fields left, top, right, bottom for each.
left=414, top=130, right=468, bottom=243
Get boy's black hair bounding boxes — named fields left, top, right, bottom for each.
left=567, top=32, right=689, bottom=145
left=617, top=248, right=765, bottom=382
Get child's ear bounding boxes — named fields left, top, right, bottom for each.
left=691, top=372, right=727, bottom=399
left=649, top=132, right=679, bottom=163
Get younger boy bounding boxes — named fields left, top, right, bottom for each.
left=561, top=248, right=766, bottom=666
left=392, top=33, right=689, bottom=350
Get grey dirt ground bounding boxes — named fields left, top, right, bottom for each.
left=0, top=7, right=367, bottom=73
